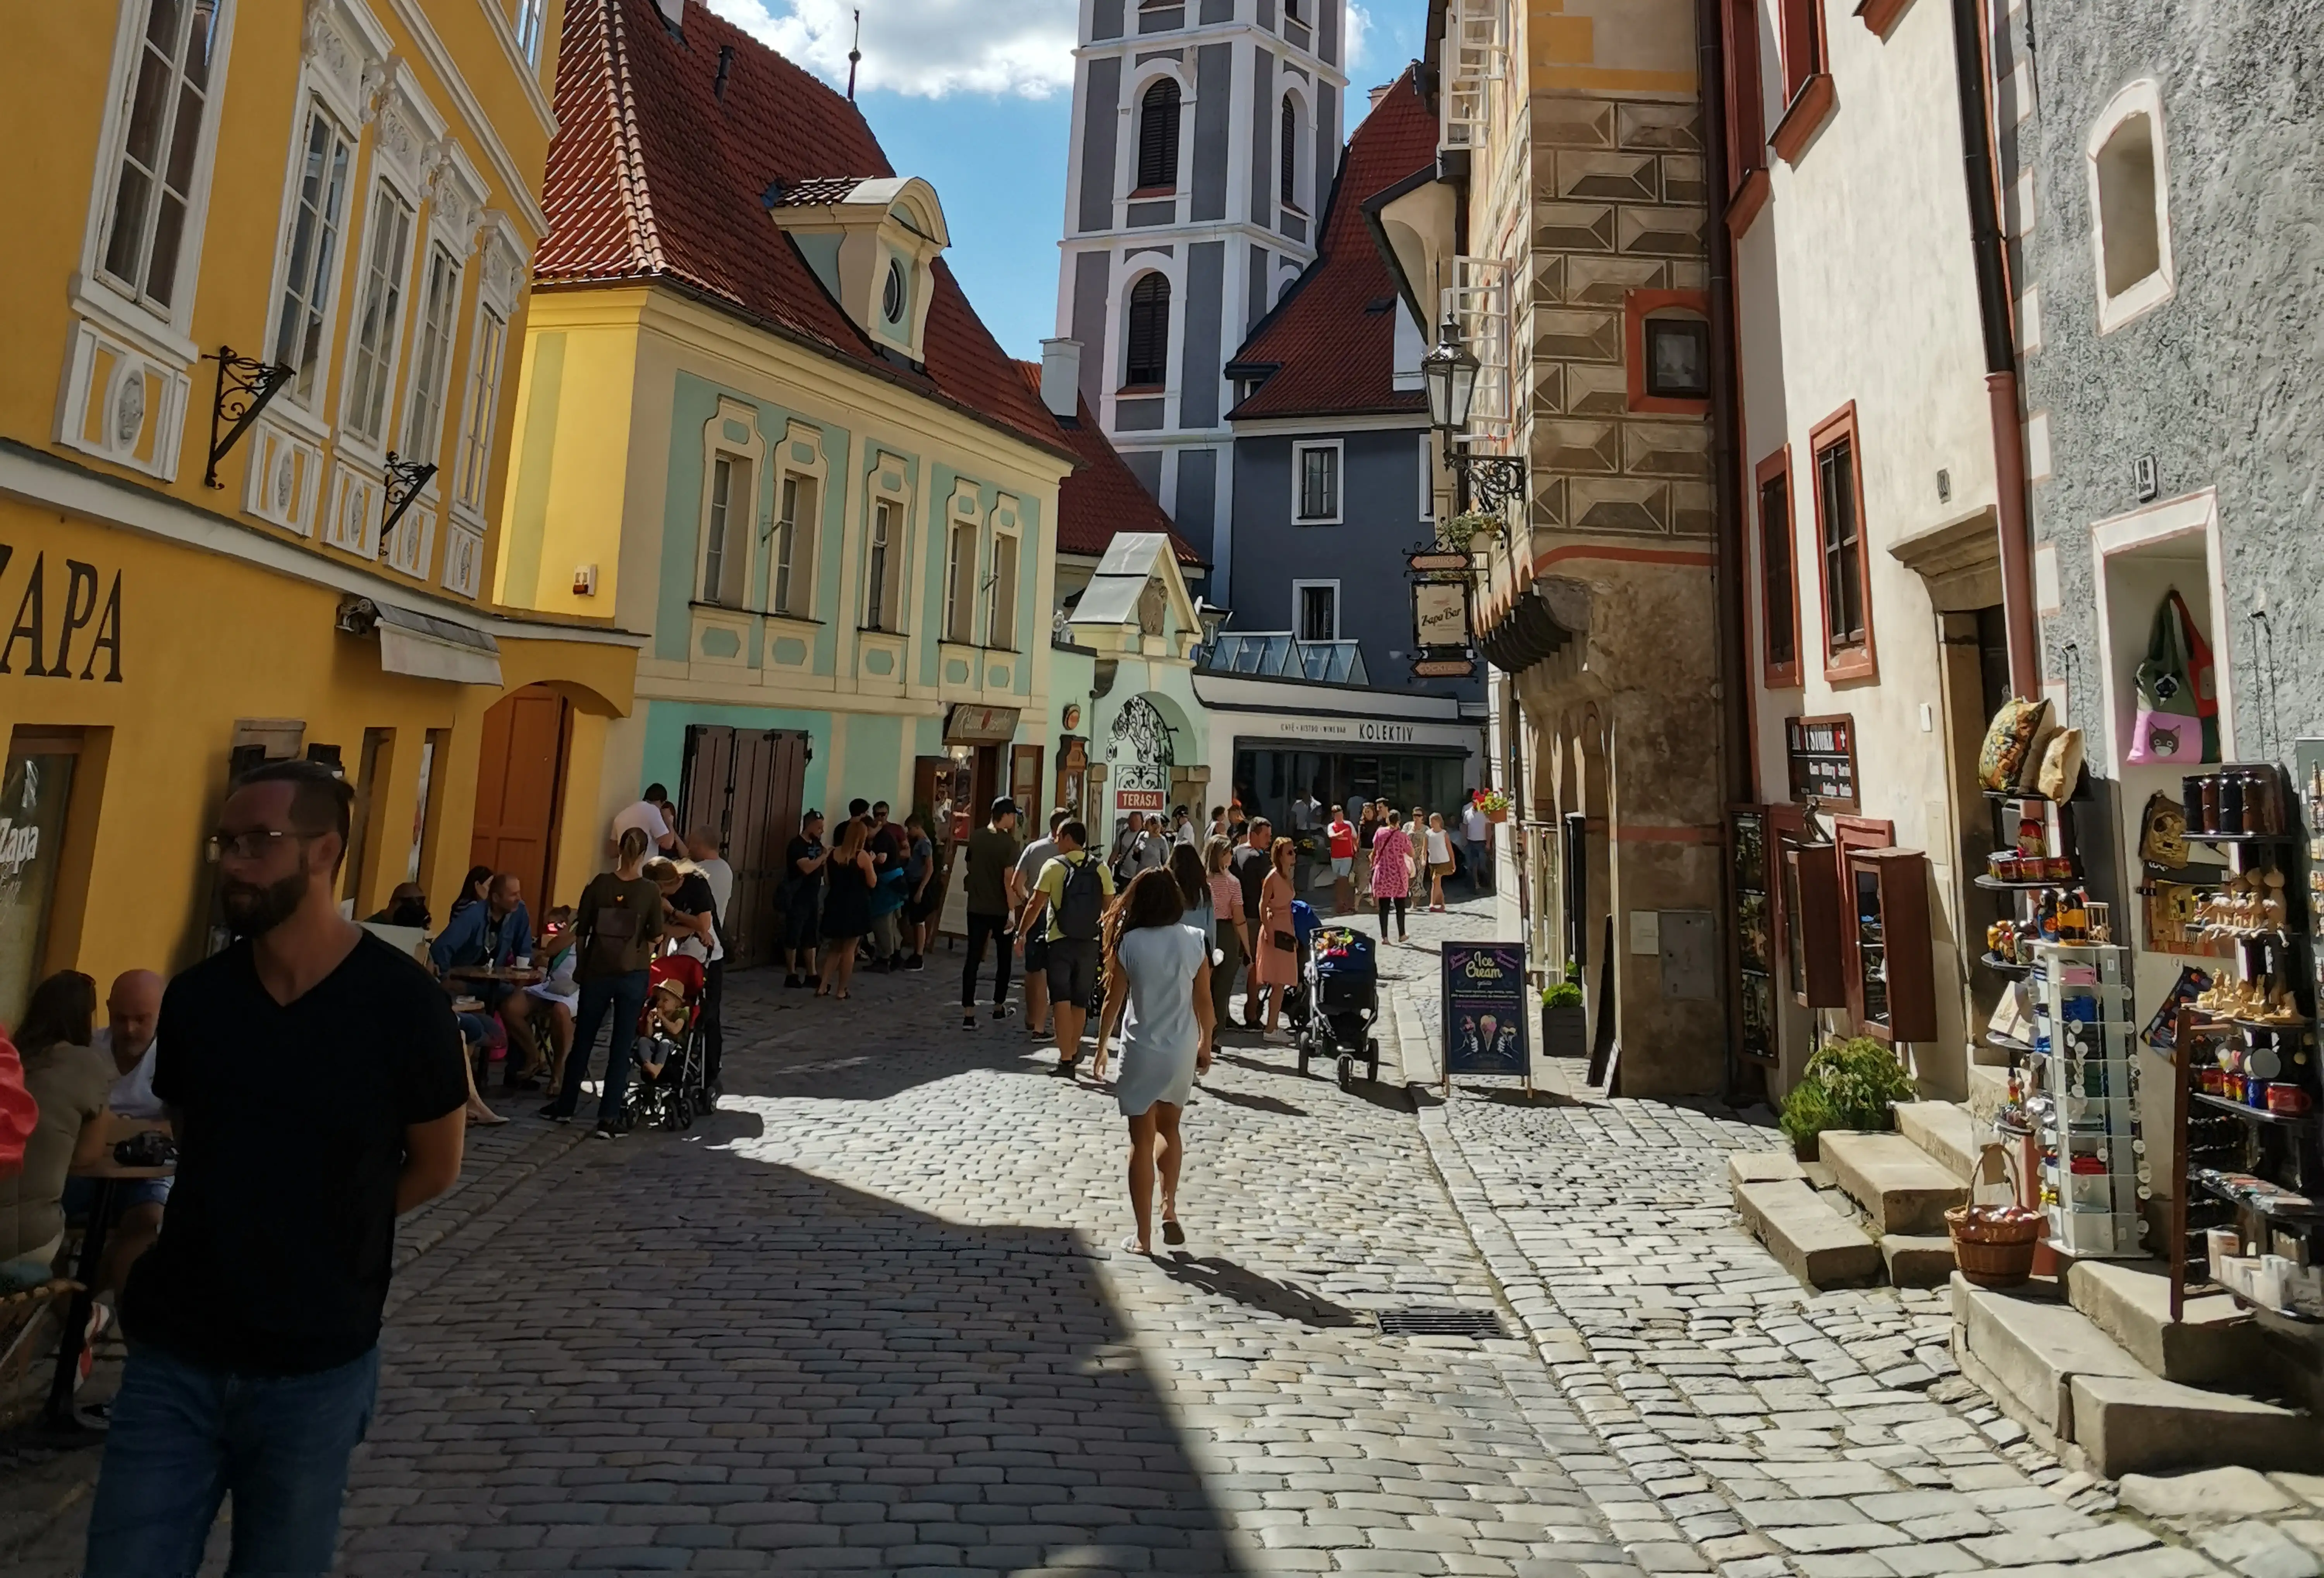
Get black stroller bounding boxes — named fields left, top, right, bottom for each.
left=626, top=953, right=712, bottom=1131
left=1292, top=915, right=1381, bottom=1090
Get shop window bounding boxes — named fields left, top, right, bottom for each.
left=2087, top=82, right=2174, bottom=333
left=988, top=530, right=1021, bottom=650
left=341, top=728, right=393, bottom=905
left=1124, top=273, right=1171, bottom=388
left=864, top=497, right=903, bottom=632
left=0, top=730, right=83, bottom=1027
left=1757, top=448, right=1801, bottom=689
left=271, top=102, right=356, bottom=410
left=1293, top=440, right=1342, bottom=524
left=98, top=0, right=227, bottom=316
left=945, top=517, right=980, bottom=643
left=1136, top=79, right=1181, bottom=193
left=772, top=473, right=818, bottom=617
left=1811, top=404, right=1876, bottom=682
left=701, top=452, right=753, bottom=607
left=401, top=244, right=461, bottom=468
left=406, top=728, right=449, bottom=883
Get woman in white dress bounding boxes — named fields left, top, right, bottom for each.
left=1097, top=868, right=1216, bottom=1255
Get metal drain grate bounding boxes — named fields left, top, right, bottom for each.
left=1373, top=1307, right=1509, bottom=1339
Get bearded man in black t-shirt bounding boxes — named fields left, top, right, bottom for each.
left=85, top=761, right=468, bottom=1577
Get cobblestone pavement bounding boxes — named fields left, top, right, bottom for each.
left=1382, top=897, right=2324, bottom=1578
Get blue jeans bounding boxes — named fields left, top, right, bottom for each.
left=1465, top=839, right=1491, bottom=891
left=85, top=1343, right=379, bottom=1577
left=552, top=969, right=649, bottom=1124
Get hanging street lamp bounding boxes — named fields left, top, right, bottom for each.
left=1421, top=316, right=1526, bottom=513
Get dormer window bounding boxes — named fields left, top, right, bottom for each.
left=767, top=175, right=950, bottom=362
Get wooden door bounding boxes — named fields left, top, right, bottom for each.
left=470, top=685, right=571, bottom=912
left=680, top=725, right=808, bottom=968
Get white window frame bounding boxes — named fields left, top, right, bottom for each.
left=987, top=502, right=1021, bottom=652
left=452, top=300, right=507, bottom=519
left=81, top=0, right=238, bottom=350
left=1293, top=579, right=1341, bottom=642
left=944, top=509, right=980, bottom=645
left=772, top=470, right=820, bottom=619
left=1291, top=438, right=1344, bottom=525
left=864, top=492, right=906, bottom=634
left=513, top=0, right=549, bottom=66
left=398, top=241, right=462, bottom=469
left=340, top=178, right=418, bottom=454
left=265, top=96, right=359, bottom=421
left=1279, top=89, right=1309, bottom=216
left=698, top=448, right=756, bottom=608
left=2086, top=79, right=2176, bottom=335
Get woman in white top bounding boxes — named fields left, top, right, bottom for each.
left=1424, top=812, right=1456, bottom=912
left=1097, top=868, right=1215, bottom=1256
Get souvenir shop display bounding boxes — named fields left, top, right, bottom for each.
left=2026, top=941, right=2146, bottom=1258
left=1973, top=702, right=2102, bottom=1005
left=2163, top=756, right=2322, bottom=1324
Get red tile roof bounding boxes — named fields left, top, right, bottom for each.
left=1227, top=67, right=1438, bottom=422
left=1012, top=363, right=1205, bottom=567
left=538, top=0, right=1072, bottom=462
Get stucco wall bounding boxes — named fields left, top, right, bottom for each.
left=2019, top=0, right=2324, bottom=758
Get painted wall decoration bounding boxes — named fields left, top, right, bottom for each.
left=1109, top=694, right=1176, bottom=814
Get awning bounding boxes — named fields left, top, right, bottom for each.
left=943, top=703, right=1021, bottom=745
left=337, top=597, right=504, bottom=687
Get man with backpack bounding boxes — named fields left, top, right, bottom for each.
left=1020, top=821, right=1114, bottom=1078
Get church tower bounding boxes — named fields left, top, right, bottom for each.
left=1055, top=0, right=1349, bottom=575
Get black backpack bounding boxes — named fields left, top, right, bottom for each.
left=1056, top=856, right=1105, bottom=942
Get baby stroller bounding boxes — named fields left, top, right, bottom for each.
left=1294, top=922, right=1381, bottom=1090
left=626, top=953, right=711, bottom=1132
left=1279, top=899, right=1322, bottom=1034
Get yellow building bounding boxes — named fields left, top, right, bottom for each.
left=0, top=0, right=638, bottom=1022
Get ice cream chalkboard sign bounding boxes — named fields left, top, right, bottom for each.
left=1442, top=940, right=1532, bottom=1092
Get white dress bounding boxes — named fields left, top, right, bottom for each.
left=1113, top=923, right=1208, bottom=1116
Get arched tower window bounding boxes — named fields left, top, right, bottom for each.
left=1280, top=96, right=1300, bottom=208
left=1125, top=273, right=1171, bottom=388
left=1137, top=79, right=1182, bottom=192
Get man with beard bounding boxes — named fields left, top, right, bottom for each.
left=84, top=761, right=468, bottom=1576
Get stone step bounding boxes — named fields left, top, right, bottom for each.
left=1951, top=1272, right=2321, bottom=1478
left=1727, top=1150, right=1806, bottom=1191
left=2066, top=1258, right=2256, bottom=1387
left=1736, top=1178, right=1882, bottom=1290
left=1881, top=1233, right=1956, bottom=1288
left=1894, top=1100, right=1981, bottom=1185
left=1966, top=1062, right=2013, bottom=1122
left=1821, top=1129, right=1969, bottom=1235
left=2071, top=1373, right=2324, bottom=1478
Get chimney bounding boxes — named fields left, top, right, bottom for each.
left=1368, top=82, right=1394, bottom=110
left=652, top=0, right=685, bottom=30
left=1039, top=338, right=1082, bottom=420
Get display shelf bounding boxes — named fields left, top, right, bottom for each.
left=2189, top=831, right=2301, bottom=846
left=2190, top=1090, right=2318, bottom=1130
left=1976, top=874, right=2075, bottom=892
left=2195, top=1015, right=2314, bottom=1034
left=1985, top=787, right=2054, bottom=804
left=1978, top=953, right=2033, bottom=976
left=2225, top=1290, right=2324, bottom=1325
left=2193, top=1171, right=2324, bottom=1221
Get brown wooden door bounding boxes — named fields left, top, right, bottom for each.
left=470, top=685, right=571, bottom=912
left=680, top=725, right=808, bottom=968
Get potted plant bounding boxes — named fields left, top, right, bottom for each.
left=1472, top=787, right=1511, bottom=826
left=1540, top=967, right=1586, bottom=1059
left=1440, top=511, right=1502, bottom=555
left=1777, top=1035, right=1916, bottom=1161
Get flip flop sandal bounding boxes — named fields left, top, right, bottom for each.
left=1118, top=1235, right=1152, bottom=1257
left=1162, top=1219, right=1186, bottom=1247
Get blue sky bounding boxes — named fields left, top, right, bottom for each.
left=706, top=0, right=1430, bottom=361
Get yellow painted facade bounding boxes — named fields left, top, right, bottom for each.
left=0, top=0, right=639, bottom=1021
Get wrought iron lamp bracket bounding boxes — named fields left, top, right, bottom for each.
left=379, top=451, right=440, bottom=558
left=204, top=346, right=294, bottom=489
left=1450, top=452, right=1528, bottom=513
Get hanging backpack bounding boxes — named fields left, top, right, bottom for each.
left=1056, top=856, right=1106, bottom=943
left=2126, top=594, right=2204, bottom=766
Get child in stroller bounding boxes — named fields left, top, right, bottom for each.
left=1293, top=921, right=1381, bottom=1089
left=626, top=953, right=711, bottom=1130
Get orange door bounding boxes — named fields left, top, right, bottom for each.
left=470, top=685, right=571, bottom=910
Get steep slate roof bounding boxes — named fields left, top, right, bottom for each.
left=538, top=0, right=1071, bottom=461
left=1226, top=67, right=1437, bottom=422
left=1013, top=362, right=1205, bottom=568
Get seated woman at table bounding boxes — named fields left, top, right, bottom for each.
left=0, top=973, right=115, bottom=1301
left=516, top=907, right=579, bottom=1093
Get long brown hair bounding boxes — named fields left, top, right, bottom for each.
left=1104, top=866, right=1185, bottom=956
left=832, top=817, right=868, bottom=864
left=1169, top=841, right=1207, bottom=910
left=16, top=970, right=97, bottom=1052
left=1271, top=835, right=1295, bottom=876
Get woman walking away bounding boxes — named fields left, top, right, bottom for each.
left=1424, top=812, right=1456, bottom=912
left=1097, top=868, right=1214, bottom=1257
left=544, top=827, right=665, bottom=1138
left=1370, top=810, right=1414, bottom=944
left=1203, top=836, right=1245, bottom=1036
left=1354, top=804, right=1379, bottom=902
left=1172, top=843, right=1214, bottom=943
left=1253, top=836, right=1299, bottom=1037
left=817, top=816, right=877, bottom=999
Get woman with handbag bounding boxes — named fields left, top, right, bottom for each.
left=1253, top=836, right=1300, bottom=1038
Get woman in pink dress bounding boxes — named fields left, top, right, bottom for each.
left=1369, top=810, right=1414, bottom=944
left=1252, top=837, right=1300, bottom=1036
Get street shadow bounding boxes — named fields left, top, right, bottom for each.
left=1198, top=1085, right=1307, bottom=1117
left=1456, top=1083, right=1587, bottom=1107
left=1146, top=1253, right=1363, bottom=1329
left=1213, top=1049, right=1314, bottom=1080
left=346, top=1138, right=1254, bottom=1576
left=1341, top=1077, right=1414, bottom=1115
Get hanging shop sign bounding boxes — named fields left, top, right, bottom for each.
left=1413, top=582, right=1470, bottom=651
left=1413, top=657, right=1478, bottom=679
left=1441, top=939, right=1533, bottom=1092
left=1107, top=695, right=1176, bottom=821
left=943, top=703, right=1021, bottom=745
left=1408, top=549, right=1471, bottom=573
left=1786, top=714, right=1860, bottom=810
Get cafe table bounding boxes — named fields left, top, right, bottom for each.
left=44, top=1156, right=176, bottom=1434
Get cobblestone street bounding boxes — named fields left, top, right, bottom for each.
left=8, top=896, right=2324, bottom=1576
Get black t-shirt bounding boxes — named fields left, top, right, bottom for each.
left=786, top=836, right=825, bottom=893
left=1232, top=844, right=1270, bottom=919
left=121, top=932, right=469, bottom=1375
left=868, top=822, right=905, bottom=869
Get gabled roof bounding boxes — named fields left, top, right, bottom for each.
left=1227, top=67, right=1438, bottom=422
left=538, top=0, right=1069, bottom=461
left=1013, top=362, right=1205, bottom=568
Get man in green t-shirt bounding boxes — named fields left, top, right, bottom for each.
left=959, top=798, right=1021, bottom=1031
left=1018, top=820, right=1114, bottom=1076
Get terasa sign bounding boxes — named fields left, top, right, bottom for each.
left=0, top=544, right=125, bottom=682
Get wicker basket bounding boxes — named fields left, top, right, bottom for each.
left=1946, top=1204, right=2042, bottom=1288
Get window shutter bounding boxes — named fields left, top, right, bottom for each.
left=1138, top=80, right=1181, bottom=190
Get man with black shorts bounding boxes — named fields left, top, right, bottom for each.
left=959, top=798, right=1021, bottom=1030
left=780, top=810, right=828, bottom=989
left=1232, top=816, right=1274, bottom=1027
left=85, top=761, right=468, bottom=1576
left=1020, top=821, right=1113, bottom=1076
left=1012, top=809, right=1068, bottom=1038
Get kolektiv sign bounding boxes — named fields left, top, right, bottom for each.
left=1442, top=940, right=1531, bottom=1080
left=0, top=544, right=124, bottom=682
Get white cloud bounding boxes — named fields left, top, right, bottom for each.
left=1346, top=2, right=1372, bottom=69
left=703, top=0, right=1078, bottom=100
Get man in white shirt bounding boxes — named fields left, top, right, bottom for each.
left=77, top=970, right=168, bottom=1296
left=1012, top=809, right=1067, bottom=1039
left=681, top=830, right=734, bottom=1097
left=610, top=797, right=677, bottom=856
left=1461, top=798, right=1494, bottom=895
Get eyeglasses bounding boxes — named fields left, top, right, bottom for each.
left=205, top=828, right=317, bottom=862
